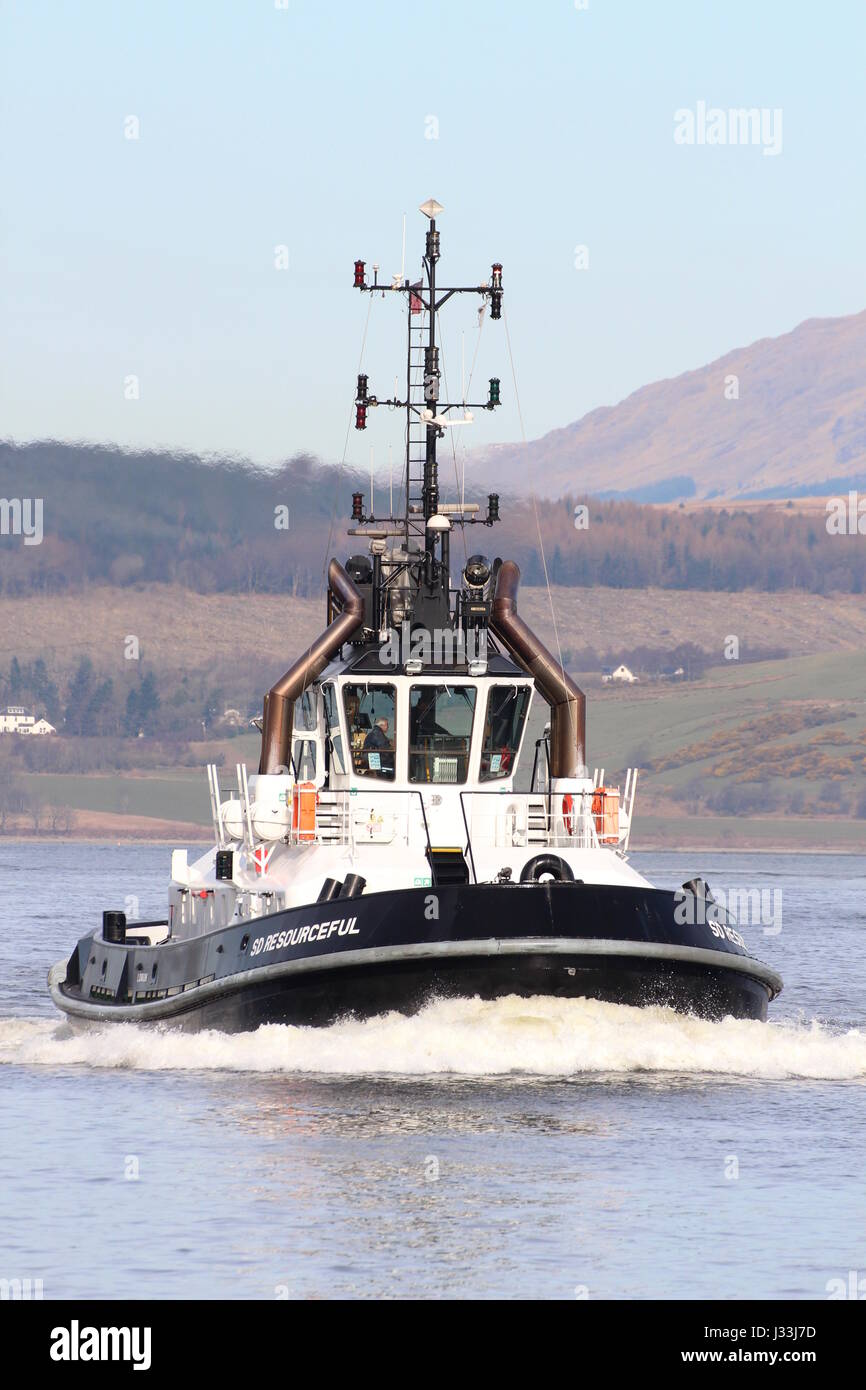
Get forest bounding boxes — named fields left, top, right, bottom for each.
left=1, top=439, right=863, bottom=597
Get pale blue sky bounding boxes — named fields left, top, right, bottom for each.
left=1, top=0, right=864, bottom=474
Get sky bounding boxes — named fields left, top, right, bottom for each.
left=2, top=0, right=865, bottom=478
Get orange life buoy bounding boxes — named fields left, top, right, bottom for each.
left=562, top=794, right=575, bottom=836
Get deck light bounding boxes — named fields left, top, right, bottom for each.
left=463, top=555, right=491, bottom=589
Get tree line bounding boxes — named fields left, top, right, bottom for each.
left=0, top=654, right=263, bottom=745
left=2, top=440, right=863, bottom=596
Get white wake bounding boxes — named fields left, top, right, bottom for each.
left=2, top=996, right=865, bottom=1080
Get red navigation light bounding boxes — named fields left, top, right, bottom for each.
left=351, top=492, right=364, bottom=520
left=355, top=404, right=367, bottom=431
left=354, top=259, right=366, bottom=289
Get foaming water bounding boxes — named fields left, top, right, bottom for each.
left=4, top=994, right=866, bottom=1080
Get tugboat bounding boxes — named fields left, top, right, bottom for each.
left=49, top=200, right=782, bottom=1032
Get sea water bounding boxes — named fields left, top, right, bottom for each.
left=1, top=844, right=864, bottom=1299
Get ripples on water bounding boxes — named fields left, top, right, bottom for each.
left=1, top=843, right=865, bottom=1299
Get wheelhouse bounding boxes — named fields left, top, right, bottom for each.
left=302, top=668, right=535, bottom=792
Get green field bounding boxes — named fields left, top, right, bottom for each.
left=523, top=649, right=866, bottom=845
left=582, top=651, right=866, bottom=771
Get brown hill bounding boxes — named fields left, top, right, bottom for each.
left=476, top=308, right=866, bottom=501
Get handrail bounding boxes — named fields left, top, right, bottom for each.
left=458, top=794, right=478, bottom=884
left=460, top=787, right=601, bottom=851
left=318, top=785, right=433, bottom=858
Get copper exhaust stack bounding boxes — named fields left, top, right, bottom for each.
left=490, top=560, right=586, bottom=778
left=258, top=558, right=365, bottom=774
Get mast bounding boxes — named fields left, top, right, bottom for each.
left=351, top=199, right=503, bottom=624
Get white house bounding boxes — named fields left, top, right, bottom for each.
left=602, top=665, right=639, bottom=685
left=0, top=706, right=57, bottom=735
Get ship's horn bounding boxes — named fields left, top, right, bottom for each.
left=490, top=560, right=586, bottom=779
left=258, top=558, right=365, bottom=775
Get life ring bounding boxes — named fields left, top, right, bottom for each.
left=562, top=794, right=574, bottom=836
left=520, top=854, right=575, bottom=884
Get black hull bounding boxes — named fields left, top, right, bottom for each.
left=51, top=882, right=782, bottom=1033
left=144, top=952, right=773, bottom=1032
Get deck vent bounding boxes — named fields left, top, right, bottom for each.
left=102, top=911, right=126, bottom=943
left=339, top=874, right=367, bottom=899
left=317, top=877, right=344, bottom=903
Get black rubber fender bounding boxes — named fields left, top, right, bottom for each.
left=520, top=854, right=575, bottom=884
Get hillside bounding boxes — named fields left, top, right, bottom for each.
left=4, top=583, right=866, bottom=688
left=475, top=308, right=866, bottom=501
left=4, top=439, right=866, bottom=597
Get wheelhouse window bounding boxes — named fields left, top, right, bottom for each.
left=343, top=683, right=396, bottom=780
left=480, top=685, right=530, bottom=781
left=322, top=683, right=346, bottom=777
left=294, top=690, right=318, bottom=732
left=292, top=738, right=317, bottom=782
left=409, top=685, right=477, bottom=784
